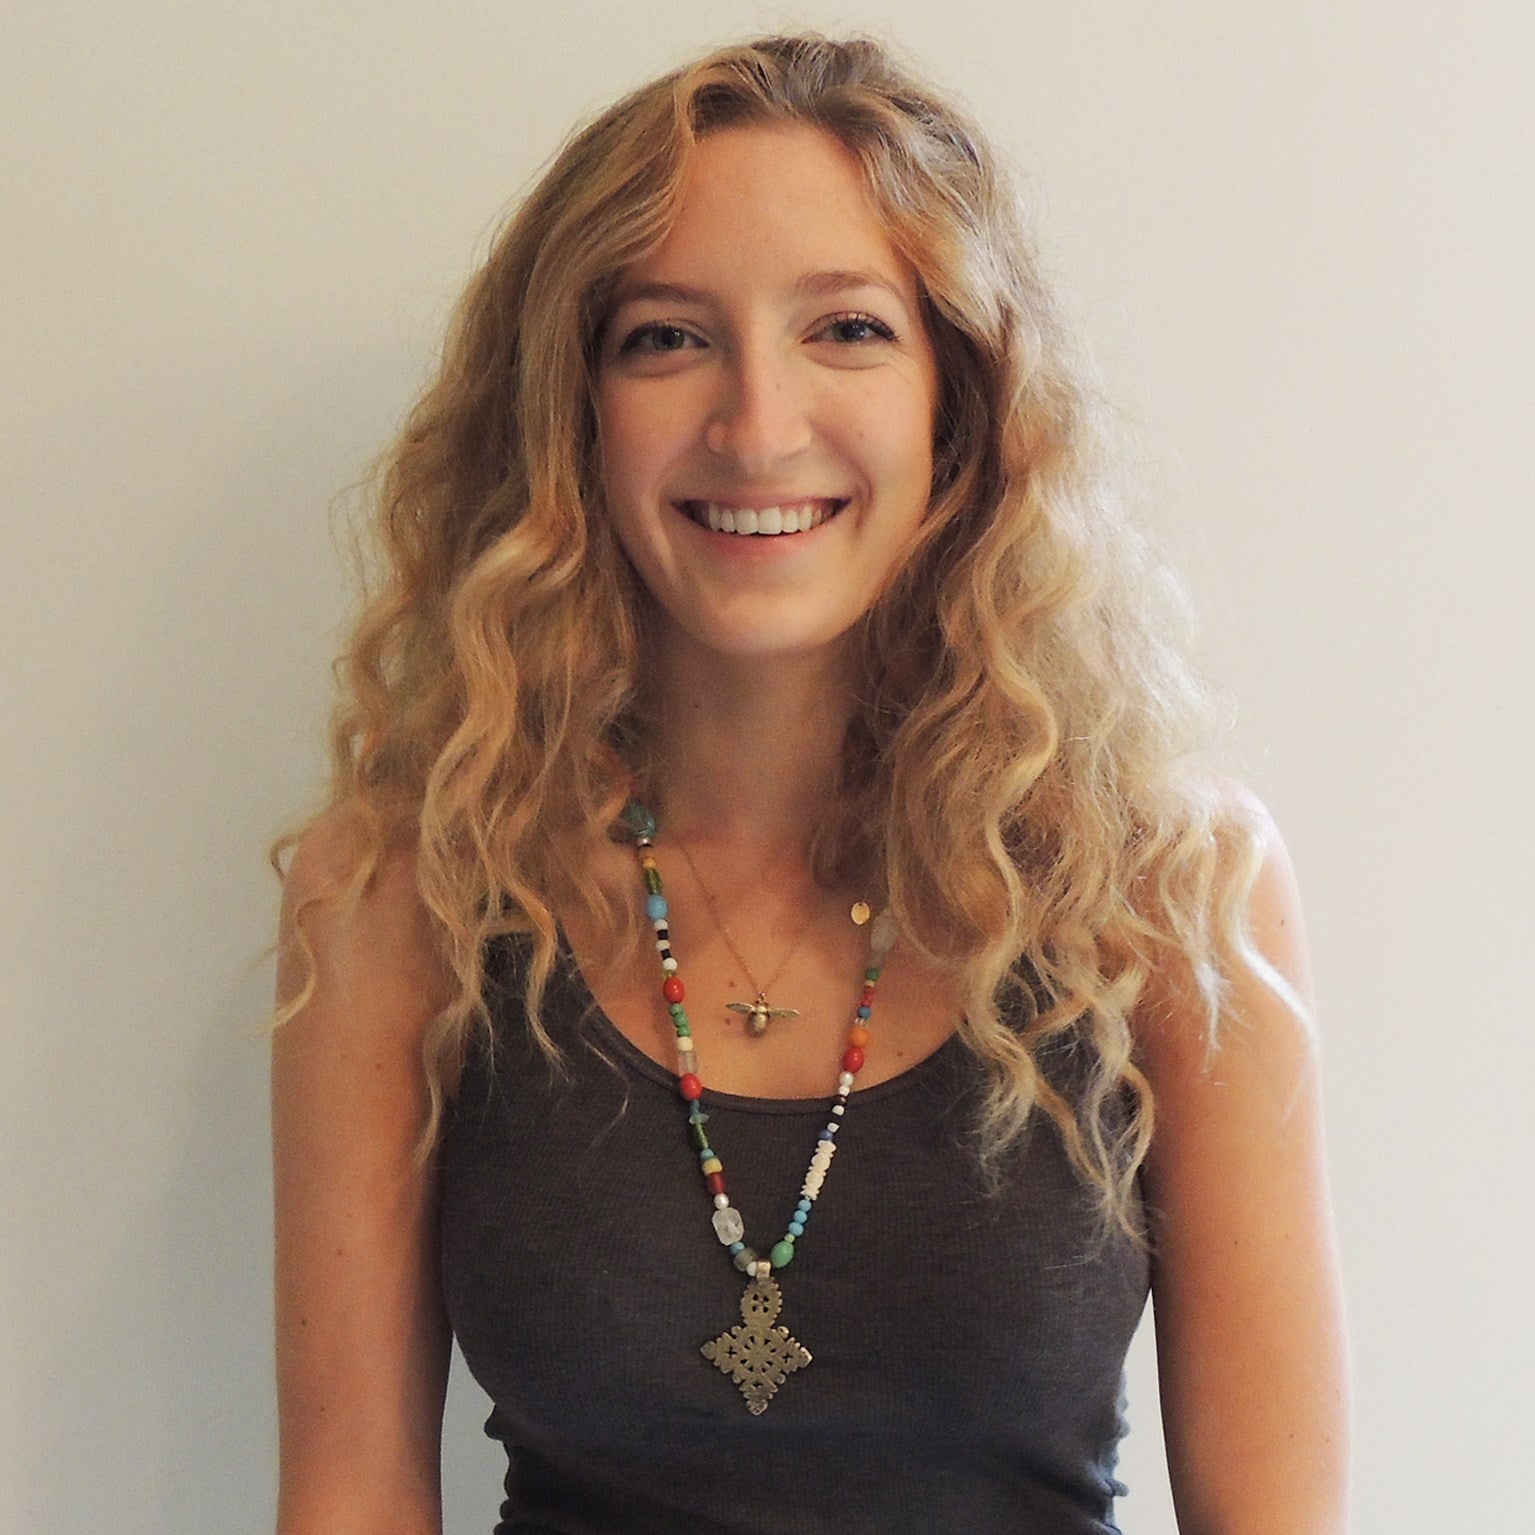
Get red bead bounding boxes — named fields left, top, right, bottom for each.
left=705, top=1172, right=726, bottom=1195
left=842, top=1045, right=865, bottom=1073
left=860, top=984, right=876, bottom=1005
left=679, top=1073, right=703, bottom=1100
left=663, top=975, right=685, bottom=1004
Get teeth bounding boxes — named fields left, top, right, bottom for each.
left=693, top=501, right=838, bottom=537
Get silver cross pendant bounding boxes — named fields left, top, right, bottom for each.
left=700, top=1274, right=812, bottom=1413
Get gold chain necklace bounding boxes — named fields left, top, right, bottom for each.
left=671, top=833, right=817, bottom=1035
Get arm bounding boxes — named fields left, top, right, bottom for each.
left=272, top=823, right=455, bottom=1535
left=1137, top=797, right=1351, bottom=1534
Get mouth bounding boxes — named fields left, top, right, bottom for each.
left=675, top=498, right=849, bottom=537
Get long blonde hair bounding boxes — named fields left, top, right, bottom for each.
left=276, top=33, right=1268, bottom=1235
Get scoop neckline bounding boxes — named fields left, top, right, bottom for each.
left=556, top=931, right=964, bottom=1118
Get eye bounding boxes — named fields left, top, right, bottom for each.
left=813, top=311, right=899, bottom=345
left=616, top=321, right=704, bottom=356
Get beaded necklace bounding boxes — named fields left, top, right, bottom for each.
left=622, top=799, right=898, bottom=1414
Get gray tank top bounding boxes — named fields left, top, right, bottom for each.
left=439, top=936, right=1149, bottom=1533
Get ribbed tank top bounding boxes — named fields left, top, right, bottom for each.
left=439, top=936, right=1149, bottom=1534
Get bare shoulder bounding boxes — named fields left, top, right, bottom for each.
left=277, top=812, right=450, bottom=1047
left=1135, top=776, right=1315, bottom=1077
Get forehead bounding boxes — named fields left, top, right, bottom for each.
left=620, top=123, right=915, bottom=294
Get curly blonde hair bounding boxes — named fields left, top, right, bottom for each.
left=276, top=33, right=1269, bottom=1236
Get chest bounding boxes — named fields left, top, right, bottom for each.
left=564, top=841, right=962, bottom=1099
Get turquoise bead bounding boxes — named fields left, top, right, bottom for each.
left=788, top=1219, right=805, bottom=1236
left=770, top=1240, right=795, bottom=1268
left=646, top=892, right=668, bottom=921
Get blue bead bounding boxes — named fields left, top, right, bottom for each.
left=796, top=1198, right=811, bottom=1213
left=856, top=1005, right=872, bottom=1019
left=730, top=1241, right=744, bottom=1253
left=788, top=1219, right=806, bottom=1236
left=818, top=1130, right=834, bottom=1142
left=645, top=892, right=668, bottom=921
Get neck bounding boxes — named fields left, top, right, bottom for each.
left=640, top=629, right=857, bottom=854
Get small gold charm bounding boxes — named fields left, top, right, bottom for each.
left=726, top=992, right=799, bottom=1037
left=701, top=1275, right=811, bottom=1414
left=850, top=900, right=871, bottom=926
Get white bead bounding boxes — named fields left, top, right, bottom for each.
left=755, top=1260, right=771, bottom=1279
left=804, top=1169, right=825, bottom=1197
left=661, top=957, right=678, bottom=972
left=653, top=918, right=669, bottom=932
left=871, top=909, right=898, bottom=956
left=714, top=1192, right=731, bottom=1209
left=831, top=1103, right=845, bottom=1116
left=838, top=1071, right=855, bottom=1090
left=712, top=1206, right=745, bottom=1244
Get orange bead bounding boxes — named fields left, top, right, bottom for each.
left=847, top=1026, right=870, bottom=1048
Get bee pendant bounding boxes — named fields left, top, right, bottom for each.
left=726, top=993, right=800, bottom=1037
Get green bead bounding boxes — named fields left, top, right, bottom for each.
left=865, top=967, right=880, bottom=982
left=669, top=1002, right=686, bottom=1018
left=770, top=1240, right=795, bottom=1269
left=644, top=867, right=663, bottom=894
left=690, top=1122, right=711, bottom=1150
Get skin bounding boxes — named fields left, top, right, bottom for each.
left=273, top=123, right=1349, bottom=1532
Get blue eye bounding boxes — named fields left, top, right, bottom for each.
left=817, top=312, right=898, bottom=344
left=619, top=322, right=700, bottom=355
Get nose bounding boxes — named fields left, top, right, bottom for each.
left=703, top=340, right=813, bottom=471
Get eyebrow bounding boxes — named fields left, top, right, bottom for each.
left=610, top=269, right=913, bottom=313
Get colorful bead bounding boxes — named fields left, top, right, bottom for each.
left=626, top=800, right=889, bottom=1301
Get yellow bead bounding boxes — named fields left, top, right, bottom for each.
left=701, top=1157, right=723, bottom=1175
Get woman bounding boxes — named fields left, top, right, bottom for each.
left=272, top=34, right=1349, bottom=1534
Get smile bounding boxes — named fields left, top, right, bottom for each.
left=677, top=499, right=847, bottom=536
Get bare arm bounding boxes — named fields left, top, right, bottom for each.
left=1138, top=799, right=1351, bottom=1533
left=272, top=825, right=454, bottom=1535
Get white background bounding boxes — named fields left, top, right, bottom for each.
left=4, top=2, right=1531, bottom=1530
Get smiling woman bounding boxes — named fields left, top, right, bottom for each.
left=595, top=124, right=939, bottom=661
left=271, top=32, right=1348, bottom=1535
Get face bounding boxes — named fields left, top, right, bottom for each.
left=594, top=124, right=940, bottom=665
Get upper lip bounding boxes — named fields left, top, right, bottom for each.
left=675, top=494, right=848, bottom=511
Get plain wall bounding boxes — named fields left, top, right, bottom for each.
left=4, top=2, right=1531, bottom=1530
